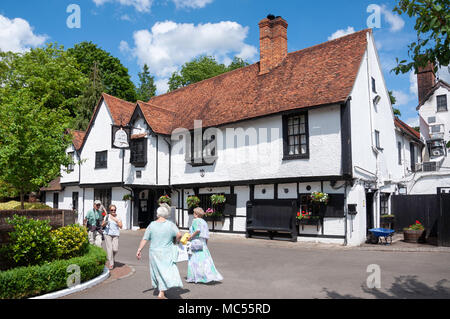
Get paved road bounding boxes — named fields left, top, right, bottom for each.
left=63, top=230, right=450, bottom=299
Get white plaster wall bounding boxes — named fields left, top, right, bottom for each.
left=111, top=187, right=132, bottom=230
left=350, top=32, right=404, bottom=184
left=278, top=183, right=297, bottom=199
left=419, top=87, right=450, bottom=141
left=346, top=182, right=368, bottom=246
left=78, top=102, right=170, bottom=187
left=408, top=173, right=450, bottom=194
left=79, top=101, right=126, bottom=185
left=60, top=145, right=80, bottom=184
left=171, top=106, right=342, bottom=185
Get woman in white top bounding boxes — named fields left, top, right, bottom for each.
left=103, top=204, right=123, bottom=269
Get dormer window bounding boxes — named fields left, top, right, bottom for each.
left=437, top=95, right=447, bottom=112
left=283, top=112, right=309, bottom=160
left=130, top=138, right=147, bottom=167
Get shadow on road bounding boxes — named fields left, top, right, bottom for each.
left=323, top=276, right=450, bottom=299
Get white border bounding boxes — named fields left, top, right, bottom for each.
left=29, top=267, right=110, bottom=299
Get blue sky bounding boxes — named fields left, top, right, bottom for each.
left=1, top=0, right=449, bottom=127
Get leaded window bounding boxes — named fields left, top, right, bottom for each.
left=283, top=112, right=309, bottom=159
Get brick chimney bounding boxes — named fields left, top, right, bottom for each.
left=259, top=15, right=288, bottom=75
left=417, top=61, right=436, bottom=104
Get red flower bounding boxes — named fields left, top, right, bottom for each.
left=416, top=220, right=421, bottom=224
left=297, top=212, right=300, bottom=217
left=102, top=212, right=106, bottom=217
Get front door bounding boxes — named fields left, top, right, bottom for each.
left=137, top=190, right=155, bottom=228
left=365, top=192, right=374, bottom=234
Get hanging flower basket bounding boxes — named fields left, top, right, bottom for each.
left=187, top=195, right=200, bottom=209
left=310, top=192, right=329, bottom=204
left=204, top=207, right=224, bottom=222
left=157, top=195, right=171, bottom=206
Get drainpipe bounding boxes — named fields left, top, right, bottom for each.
left=120, top=148, right=134, bottom=229
left=343, top=181, right=348, bottom=246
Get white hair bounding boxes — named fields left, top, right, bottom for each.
left=156, top=203, right=171, bottom=219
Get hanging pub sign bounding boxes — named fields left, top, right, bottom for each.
left=111, top=125, right=131, bottom=149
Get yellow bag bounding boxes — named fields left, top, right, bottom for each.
left=180, top=233, right=190, bottom=245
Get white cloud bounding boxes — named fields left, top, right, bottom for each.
left=121, top=20, right=257, bottom=92
left=392, top=89, right=413, bottom=106
left=0, top=15, right=47, bottom=53
left=409, top=71, right=418, bottom=96
left=328, top=27, right=355, bottom=41
left=380, top=5, right=405, bottom=32
left=93, top=0, right=153, bottom=12
left=172, top=0, right=213, bottom=9
left=405, top=117, right=419, bottom=128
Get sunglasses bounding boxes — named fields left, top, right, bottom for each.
left=110, top=209, right=116, bottom=212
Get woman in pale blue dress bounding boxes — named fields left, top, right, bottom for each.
left=136, top=204, right=183, bottom=299
left=187, top=207, right=223, bottom=283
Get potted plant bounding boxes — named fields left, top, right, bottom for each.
left=403, top=220, right=426, bottom=243
left=187, top=195, right=200, bottom=215
left=157, top=195, right=171, bottom=206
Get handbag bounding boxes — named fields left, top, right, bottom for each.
left=190, top=239, right=203, bottom=252
left=180, top=233, right=190, bottom=245
left=176, top=243, right=189, bottom=262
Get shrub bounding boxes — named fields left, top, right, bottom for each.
left=0, top=201, right=51, bottom=210
left=0, top=245, right=106, bottom=299
left=52, top=224, right=89, bottom=260
left=5, top=215, right=57, bottom=267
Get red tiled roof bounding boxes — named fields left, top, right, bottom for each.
left=102, top=93, right=136, bottom=126
left=71, top=130, right=86, bottom=151
left=395, top=117, right=421, bottom=141
left=137, top=101, right=178, bottom=135
left=40, top=177, right=62, bottom=191
left=148, top=29, right=370, bottom=133
left=79, top=93, right=136, bottom=151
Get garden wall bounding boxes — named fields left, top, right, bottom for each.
left=0, top=210, right=76, bottom=244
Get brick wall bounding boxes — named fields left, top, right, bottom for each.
left=0, top=210, right=76, bottom=244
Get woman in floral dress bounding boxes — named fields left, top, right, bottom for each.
left=186, top=207, right=223, bottom=283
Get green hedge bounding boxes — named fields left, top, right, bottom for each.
left=0, top=245, right=106, bottom=299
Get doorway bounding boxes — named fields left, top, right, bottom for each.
left=365, top=191, right=374, bottom=235
left=137, top=190, right=155, bottom=229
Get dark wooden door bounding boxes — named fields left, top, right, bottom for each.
left=439, top=193, right=450, bottom=247
left=410, top=142, right=416, bottom=172
left=365, top=192, right=374, bottom=234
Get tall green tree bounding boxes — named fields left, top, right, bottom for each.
left=0, top=90, right=72, bottom=209
left=75, top=62, right=105, bottom=130
left=68, top=42, right=137, bottom=102
left=136, top=64, right=157, bottom=101
left=0, top=44, right=88, bottom=117
left=168, top=55, right=249, bottom=92
left=389, top=90, right=402, bottom=116
left=393, top=0, right=450, bottom=74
